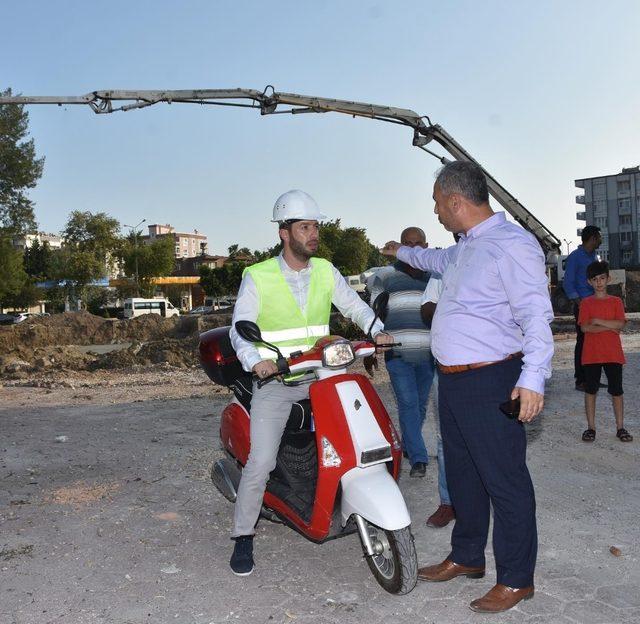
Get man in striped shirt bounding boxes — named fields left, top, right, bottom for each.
left=369, top=227, right=435, bottom=478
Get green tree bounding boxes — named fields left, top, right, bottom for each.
left=316, top=220, right=378, bottom=275
left=332, top=226, right=371, bottom=275
left=51, top=211, right=121, bottom=308
left=0, top=237, right=30, bottom=308
left=63, top=210, right=121, bottom=273
left=0, top=88, right=44, bottom=235
left=199, top=265, right=225, bottom=298
left=199, top=262, right=245, bottom=298
left=252, top=242, right=281, bottom=262
left=366, top=242, right=390, bottom=269
left=48, top=246, right=105, bottom=307
left=120, top=234, right=175, bottom=297
left=23, top=239, right=54, bottom=280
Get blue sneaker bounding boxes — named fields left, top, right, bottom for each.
left=230, top=536, right=254, bottom=576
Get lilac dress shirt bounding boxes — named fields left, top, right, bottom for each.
left=397, top=212, right=553, bottom=394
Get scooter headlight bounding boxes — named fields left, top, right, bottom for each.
left=322, top=340, right=355, bottom=369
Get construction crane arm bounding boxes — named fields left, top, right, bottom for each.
left=0, top=86, right=560, bottom=257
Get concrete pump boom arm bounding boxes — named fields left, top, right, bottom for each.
left=0, top=86, right=561, bottom=258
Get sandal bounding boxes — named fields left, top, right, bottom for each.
left=581, top=429, right=596, bottom=442
left=616, top=428, right=633, bottom=442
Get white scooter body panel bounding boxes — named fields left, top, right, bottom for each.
left=335, top=380, right=391, bottom=468
left=340, top=464, right=411, bottom=531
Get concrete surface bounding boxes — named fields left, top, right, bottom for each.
left=1, top=338, right=639, bottom=624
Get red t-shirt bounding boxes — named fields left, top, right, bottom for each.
left=578, top=295, right=626, bottom=365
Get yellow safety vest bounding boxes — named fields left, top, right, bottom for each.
left=244, top=257, right=334, bottom=364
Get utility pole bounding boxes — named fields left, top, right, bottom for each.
left=124, top=219, right=146, bottom=296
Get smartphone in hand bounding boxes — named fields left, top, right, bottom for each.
left=499, top=398, right=520, bottom=419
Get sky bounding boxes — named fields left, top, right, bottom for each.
left=2, top=0, right=640, bottom=255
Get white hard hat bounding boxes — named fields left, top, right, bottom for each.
left=271, top=189, right=327, bottom=223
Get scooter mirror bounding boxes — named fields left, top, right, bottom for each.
left=367, top=291, right=389, bottom=337
left=372, top=291, right=389, bottom=319
left=235, top=320, right=263, bottom=343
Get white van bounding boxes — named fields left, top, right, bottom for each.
left=123, top=298, right=180, bottom=319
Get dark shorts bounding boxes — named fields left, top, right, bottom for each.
left=584, top=363, right=623, bottom=396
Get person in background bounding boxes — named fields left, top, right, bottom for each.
left=578, top=260, right=632, bottom=443
left=563, top=226, right=602, bottom=391
left=420, top=271, right=455, bottom=528
left=368, top=227, right=435, bottom=478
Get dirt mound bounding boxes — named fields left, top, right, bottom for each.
left=0, top=311, right=232, bottom=353
left=0, top=311, right=235, bottom=378
left=92, top=337, right=199, bottom=370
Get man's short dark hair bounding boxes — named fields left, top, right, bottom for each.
left=581, top=225, right=601, bottom=243
left=435, top=161, right=489, bottom=205
left=586, top=260, right=609, bottom=280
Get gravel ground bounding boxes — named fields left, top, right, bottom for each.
left=1, top=337, right=639, bottom=624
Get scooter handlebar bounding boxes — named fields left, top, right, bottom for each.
left=253, top=355, right=291, bottom=388
left=254, top=371, right=280, bottom=389
left=374, top=341, right=402, bottom=352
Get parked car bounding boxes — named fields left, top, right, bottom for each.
left=12, top=312, right=29, bottom=323
left=0, top=313, right=16, bottom=325
left=189, top=305, right=213, bottom=315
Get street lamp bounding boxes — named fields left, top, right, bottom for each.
left=123, top=219, right=146, bottom=296
left=562, top=238, right=573, bottom=255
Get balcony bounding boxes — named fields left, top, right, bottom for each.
left=577, top=228, right=583, bottom=237
left=576, top=211, right=586, bottom=221
left=576, top=195, right=585, bottom=204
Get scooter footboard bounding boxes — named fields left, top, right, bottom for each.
left=340, top=464, right=411, bottom=531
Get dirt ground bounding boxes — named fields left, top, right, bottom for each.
left=1, top=334, right=639, bottom=624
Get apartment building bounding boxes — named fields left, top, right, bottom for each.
left=575, top=166, right=640, bottom=268
left=12, top=232, right=63, bottom=251
left=144, top=223, right=208, bottom=258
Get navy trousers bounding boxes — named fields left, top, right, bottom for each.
left=438, top=357, right=537, bottom=588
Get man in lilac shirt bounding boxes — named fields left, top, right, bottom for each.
left=383, top=161, right=553, bottom=613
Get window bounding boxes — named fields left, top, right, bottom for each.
left=620, top=231, right=633, bottom=243
left=599, top=250, right=609, bottom=261
left=593, top=180, right=607, bottom=199
left=618, top=179, right=631, bottom=192
left=620, top=214, right=632, bottom=226
left=595, top=216, right=607, bottom=229
left=593, top=199, right=607, bottom=214
left=622, top=251, right=633, bottom=264
left=618, top=198, right=631, bottom=210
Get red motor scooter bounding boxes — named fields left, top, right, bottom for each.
left=199, top=295, right=418, bottom=594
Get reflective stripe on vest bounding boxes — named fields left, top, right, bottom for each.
left=244, top=257, right=334, bottom=370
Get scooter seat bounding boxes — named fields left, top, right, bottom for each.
left=230, top=374, right=313, bottom=432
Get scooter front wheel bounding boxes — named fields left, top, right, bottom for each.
left=359, top=520, right=417, bottom=595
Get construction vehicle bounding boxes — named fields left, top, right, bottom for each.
left=0, top=86, right=578, bottom=311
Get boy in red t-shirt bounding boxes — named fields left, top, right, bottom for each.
left=578, top=261, right=632, bottom=443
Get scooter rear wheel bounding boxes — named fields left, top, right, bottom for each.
left=360, top=521, right=417, bottom=595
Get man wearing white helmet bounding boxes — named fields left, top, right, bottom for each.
left=228, top=189, right=393, bottom=576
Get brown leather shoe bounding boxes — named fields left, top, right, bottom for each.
left=418, top=558, right=485, bottom=582
left=469, top=583, right=534, bottom=613
left=426, top=504, right=455, bottom=528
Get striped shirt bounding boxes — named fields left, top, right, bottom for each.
left=370, top=263, right=431, bottom=363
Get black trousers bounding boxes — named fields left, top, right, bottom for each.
left=439, top=357, right=537, bottom=588
left=574, top=302, right=585, bottom=384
